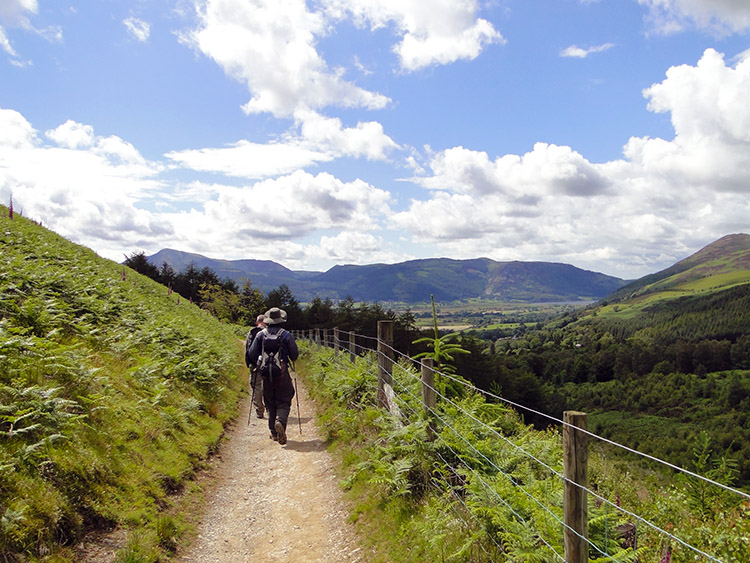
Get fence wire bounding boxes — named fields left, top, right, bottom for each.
left=295, top=328, right=744, bottom=563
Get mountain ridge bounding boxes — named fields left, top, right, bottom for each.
left=603, top=233, right=750, bottom=306
left=146, top=248, right=627, bottom=303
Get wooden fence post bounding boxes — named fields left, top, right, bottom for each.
left=421, top=358, right=436, bottom=438
left=314, top=328, right=320, bottom=346
left=333, top=327, right=340, bottom=354
left=349, top=331, right=356, bottom=364
left=377, top=321, right=394, bottom=410
left=563, top=411, right=589, bottom=563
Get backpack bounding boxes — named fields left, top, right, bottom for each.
left=259, top=328, right=287, bottom=380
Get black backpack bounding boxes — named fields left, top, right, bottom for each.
left=259, top=328, right=286, bottom=379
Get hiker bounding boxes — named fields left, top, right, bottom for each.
left=245, top=314, right=267, bottom=419
left=247, top=307, right=299, bottom=445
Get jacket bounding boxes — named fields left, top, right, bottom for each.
left=247, top=325, right=299, bottom=368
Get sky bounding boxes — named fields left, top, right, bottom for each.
left=1, top=0, right=749, bottom=281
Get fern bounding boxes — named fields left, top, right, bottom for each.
left=412, top=295, right=470, bottom=376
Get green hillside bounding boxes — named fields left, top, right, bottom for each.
left=578, top=233, right=750, bottom=341
left=0, top=207, right=246, bottom=561
left=603, top=233, right=750, bottom=307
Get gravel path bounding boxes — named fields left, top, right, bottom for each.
left=179, top=378, right=364, bottom=563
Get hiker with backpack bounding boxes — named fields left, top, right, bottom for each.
left=247, top=307, right=299, bottom=445
left=244, top=314, right=267, bottom=419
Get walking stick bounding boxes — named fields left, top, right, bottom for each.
left=291, top=361, right=302, bottom=435
left=247, top=370, right=256, bottom=426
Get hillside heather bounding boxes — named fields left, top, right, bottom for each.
left=0, top=207, right=245, bottom=560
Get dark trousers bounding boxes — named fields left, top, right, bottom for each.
left=262, top=369, right=295, bottom=435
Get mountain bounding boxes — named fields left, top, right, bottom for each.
left=146, top=249, right=627, bottom=303
left=602, top=233, right=750, bottom=307
left=579, top=233, right=750, bottom=342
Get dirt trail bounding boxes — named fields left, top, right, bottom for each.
left=179, top=379, right=364, bottom=563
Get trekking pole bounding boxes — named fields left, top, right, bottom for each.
left=292, top=361, right=302, bottom=435
left=247, top=370, right=256, bottom=426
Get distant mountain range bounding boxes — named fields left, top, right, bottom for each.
left=146, top=248, right=627, bottom=303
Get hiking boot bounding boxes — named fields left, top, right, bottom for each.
left=274, top=420, right=287, bottom=445
left=256, top=409, right=264, bottom=419
left=270, top=433, right=278, bottom=441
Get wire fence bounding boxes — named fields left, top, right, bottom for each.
left=294, top=326, right=749, bottom=563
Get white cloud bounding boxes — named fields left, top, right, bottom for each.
left=0, top=109, right=168, bottom=254
left=560, top=43, right=614, bottom=58
left=44, top=120, right=95, bottom=149
left=629, top=48, right=750, bottom=191
left=293, top=108, right=400, bottom=160
left=0, top=0, right=36, bottom=64
left=413, top=143, right=610, bottom=198
left=1, top=108, right=395, bottom=268
left=160, top=170, right=393, bottom=265
left=0, top=0, right=38, bottom=26
left=183, top=0, right=390, bottom=118
left=165, top=140, right=333, bottom=179
left=311, top=231, right=404, bottom=266
left=166, top=108, right=399, bottom=179
left=325, top=0, right=504, bottom=71
left=0, top=25, right=18, bottom=56
left=0, top=107, right=36, bottom=148
left=124, top=17, right=151, bottom=42
left=183, top=0, right=501, bottom=118
left=642, top=49, right=750, bottom=143
left=639, top=0, right=750, bottom=34
left=393, top=48, right=750, bottom=277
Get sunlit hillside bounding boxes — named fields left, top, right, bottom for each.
left=0, top=206, right=245, bottom=560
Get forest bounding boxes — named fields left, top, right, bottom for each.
left=448, top=285, right=750, bottom=486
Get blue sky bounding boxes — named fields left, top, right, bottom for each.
left=1, top=0, right=749, bottom=280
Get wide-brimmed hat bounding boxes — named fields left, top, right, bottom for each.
left=264, top=307, right=287, bottom=325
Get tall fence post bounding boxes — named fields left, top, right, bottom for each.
left=333, top=327, right=340, bottom=354
left=349, top=331, right=356, bottom=364
left=314, top=328, right=320, bottom=346
left=563, top=411, right=589, bottom=563
left=377, top=321, right=394, bottom=410
left=421, top=358, right=436, bottom=438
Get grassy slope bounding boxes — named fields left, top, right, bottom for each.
left=0, top=207, right=246, bottom=561
left=601, top=233, right=750, bottom=310
left=579, top=234, right=750, bottom=338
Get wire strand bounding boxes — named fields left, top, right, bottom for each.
left=375, top=338, right=750, bottom=502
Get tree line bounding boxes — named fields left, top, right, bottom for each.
left=123, top=251, right=422, bottom=351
